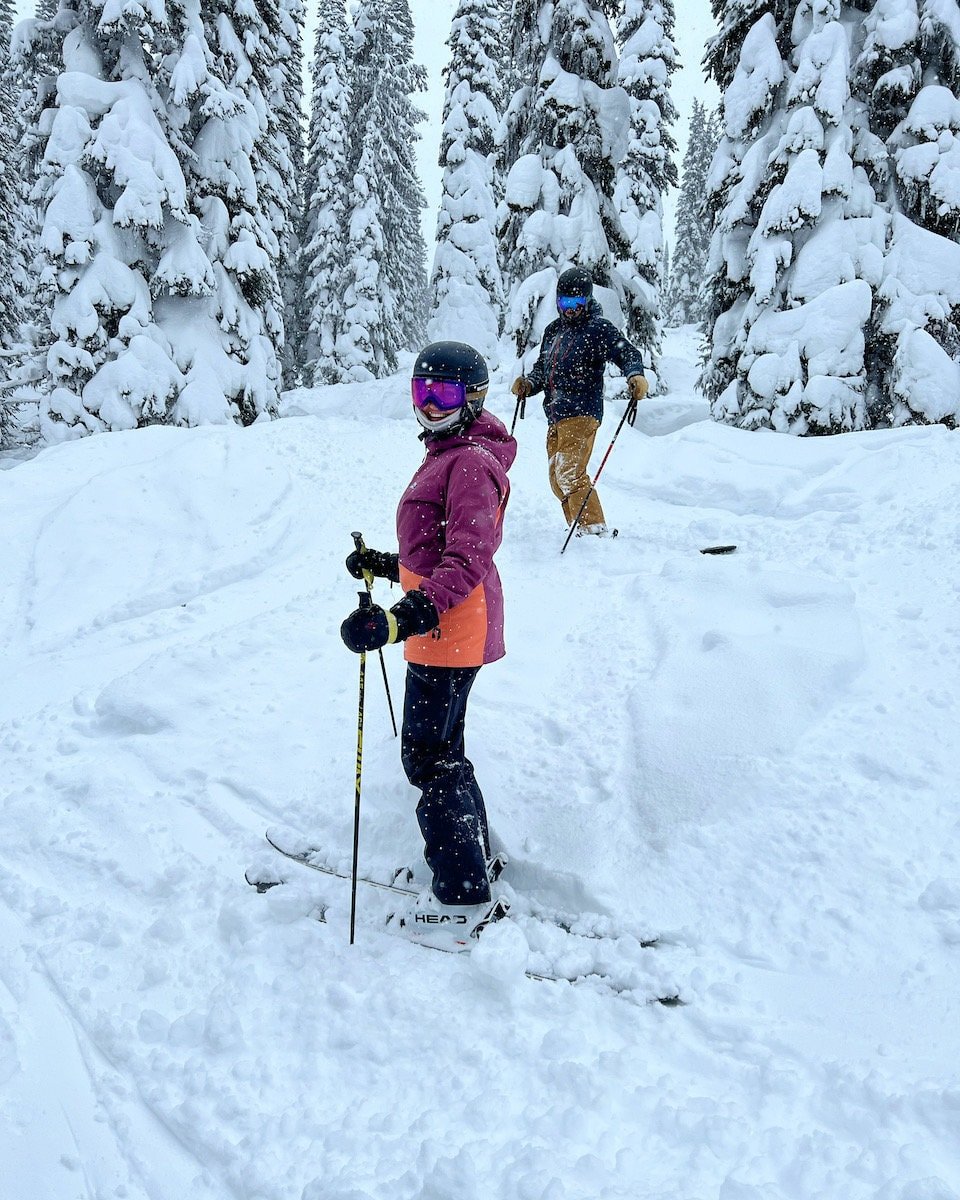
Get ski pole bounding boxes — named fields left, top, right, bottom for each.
left=349, top=590, right=369, bottom=945
left=351, top=531, right=397, bottom=738
left=510, top=394, right=525, bottom=436
left=560, top=396, right=635, bottom=554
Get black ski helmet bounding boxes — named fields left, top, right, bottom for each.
left=556, top=266, right=594, bottom=304
left=411, top=341, right=489, bottom=436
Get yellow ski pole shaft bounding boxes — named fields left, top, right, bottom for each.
left=350, top=591, right=368, bottom=946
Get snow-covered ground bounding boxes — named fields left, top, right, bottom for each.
left=2, top=325, right=960, bottom=1199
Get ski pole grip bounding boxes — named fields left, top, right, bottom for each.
left=358, top=590, right=372, bottom=609
left=351, top=531, right=374, bottom=589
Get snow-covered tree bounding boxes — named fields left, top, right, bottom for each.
left=701, top=2, right=886, bottom=434
left=32, top=0, right=194, bottom=439
left=275, top=0, right=305, bottom=389
left=614, top=0, right=678, bottom=371
left=1, top=0, right=60, bottom=448
left=26, top=0, right=284, bottom=440
left=497, top=0, right=634, bottom=356
left=0, top=0, right=28, bottom=353
left=494, top=0, right=521, bottom=101
left=193, top=0, right=286, bottom=420
left=298, top=0, right=352, bottom=385
left=337, top=0, right=428, bottom=379
left=8, top=0, right=60, bottom=369
left=427, top=0, right=504, bottom=364
left=702, top=0, right=960, bottom=434
left=661, top=237, right=671, bottom=304
left=862, top=0, right=960, bottom=427
left=666, top=99, right=719, bottom=326
left=384, top=0, right=429, bottom=351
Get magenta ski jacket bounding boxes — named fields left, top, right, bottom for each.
left=396, top=410, right=516, bottom=668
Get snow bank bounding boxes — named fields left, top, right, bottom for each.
left=3, top=332, right=960, bottom=1198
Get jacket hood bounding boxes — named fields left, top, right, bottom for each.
left=424, top=409, right=517, bottom=473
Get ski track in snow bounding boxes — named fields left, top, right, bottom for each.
left=2, top=328, right=960, bottom=1198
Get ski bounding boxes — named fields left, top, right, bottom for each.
left=385, top=900, right=682, bottom=1003
left=575, top=526, right=618, bottom=540
left=338, top=890, right=678, bottom=1005
left=249, top=830, right=683, bottom=1005
left=256, top=829, right=657, bottom=947
left=254, top=828, right=507, bottom=897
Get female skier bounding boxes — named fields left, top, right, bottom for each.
left=339, top=341, right=516, bottom=942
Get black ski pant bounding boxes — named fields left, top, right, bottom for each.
left=401, top=663, right=491, bottom=906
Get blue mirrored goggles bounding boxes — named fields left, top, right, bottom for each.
left=557, top=294, right=589, bottom=312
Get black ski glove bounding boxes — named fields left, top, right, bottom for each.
left=345, top=546, right=400, bottom=583
left=392, top=589, right=440, bottom=638
left=340, top=589, right=439, bottom=654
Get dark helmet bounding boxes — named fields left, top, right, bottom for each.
left=556, top=266, right=594, bottom=320
left=413, top=341, right=489, bottom=390
left=556, top=266, right=594, bottom=301
left=411, top=341, right=489, bottom=436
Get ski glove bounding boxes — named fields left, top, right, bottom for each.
left=345, top=546, right=400, bottom=583
left=511, top=377, right=533, bottom=400
left=627, top=374, right=648, bottom=403
left=340, top=589, right=440, bottom=654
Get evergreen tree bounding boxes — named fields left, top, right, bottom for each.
left=667, top=99, right=719, bottom=327
left=33, top=0, right=193, bottom=438
left=702, top=0, right=960, bottom=434
left=337, top=0, right=428, bottom=379
left=163, top=0, right=284, bottom=426
left=384, top=0, right=429, bottom=351
left=497, top=0, right=634, bottom=356
left=701, top=2, right=884, bottom=434
left=661, top=238, right=671, bottom=316
left=862, top=0, right=960, bottom=427
left=0, top=0, right=29, bottom=354
left=299, top=0, right=352, bottom=385
left=25, top=0, right=285, bottom=440
left=494, top=0, right=521, bottom=101
left=614, top=0, right=678, bottom=374
left=427, top=0, right=504, bottom=364
left=197, top=0, right=287, bottom=417
left=1, top=0, right=59, bottom=449
left=8, top=0, right=59, bottom=374
left=276, top=0, right=306, bottom=389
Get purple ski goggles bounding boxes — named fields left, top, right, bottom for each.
left=411, top=377, right=467, bottom=412
left=557, top=294, right=589, bottom=312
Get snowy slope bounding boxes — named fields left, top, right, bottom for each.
left=2, top=326, right=960, bottom=1199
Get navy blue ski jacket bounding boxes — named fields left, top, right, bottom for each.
left=525, top=300, right=646, bottom=425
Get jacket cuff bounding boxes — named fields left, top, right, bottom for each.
left=391, top=589, right=440, bottom=640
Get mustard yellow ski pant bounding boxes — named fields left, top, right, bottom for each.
left=546, top=415, right=605, bottom=528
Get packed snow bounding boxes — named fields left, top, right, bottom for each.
left=2, top=325, right=960, bottom=1199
